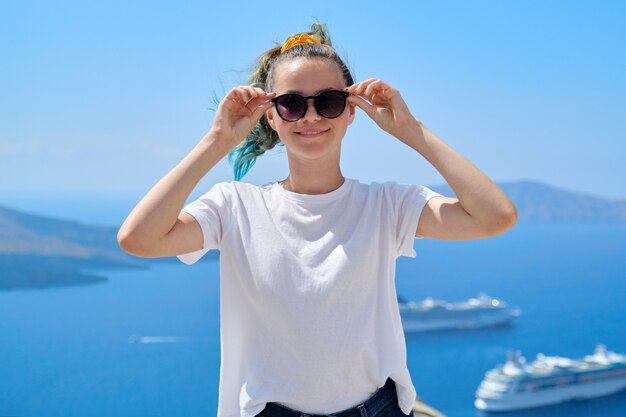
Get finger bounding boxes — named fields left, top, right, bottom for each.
left=245, top=94, right=275, bottom=111
left=245, top=85, right=269, bottom=99
left=252, top=86, right=267, bottom=95
left=250, top=100, right=275, bottom=121
left=238, top=86, right=265, bottom=105
left=343, top=79, right=375, bottom=95
left=345, top=79, right=398, bottom=102
left=365, top=81, right=399, bottom=102
left=224, top=87, right=244, bottom=103
left=244, top=87, right=275, bottom=107
left=350, top=79, right=379, bottom=96
left=234, top=94, right=249, bottom=108
left=228, top=96, right=248, bottom=112
left=240, top=86, right=257, bottom=104
left=378, top=84, right=399, bottom=101
left=363, top=80, right=386, bottom=98
left=343, top=84, right=360, bottom=94
left=223, top=87, right=250, bottom=108
left=346, top=94, right=374, bottom=118
left=253, top=87, right=275, bottom=99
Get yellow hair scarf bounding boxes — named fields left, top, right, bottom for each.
left=280, top=33, right=322, bottom=53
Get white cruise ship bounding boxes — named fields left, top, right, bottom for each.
left=475, top=345, right=626, bottom=412
left=397, top=293, right=520, bottom=332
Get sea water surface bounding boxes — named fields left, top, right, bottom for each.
left=1, top=222, right=626, bottom=417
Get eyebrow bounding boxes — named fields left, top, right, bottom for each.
left=282, top=87, right=340, bottom=95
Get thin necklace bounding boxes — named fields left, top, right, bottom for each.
left=278, top=179, right=289, bottom=191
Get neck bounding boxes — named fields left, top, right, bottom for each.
left=280, top=153, right=344, bottom=195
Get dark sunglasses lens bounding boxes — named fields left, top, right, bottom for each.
left=316, top=91, right=347, bottom=118
left=276, top=94, right=306, bottom=121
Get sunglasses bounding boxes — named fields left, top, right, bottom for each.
left=271, top=90, right=350, bottom=122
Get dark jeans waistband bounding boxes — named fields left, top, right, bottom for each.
left=261, top=377, right=398, bottom=417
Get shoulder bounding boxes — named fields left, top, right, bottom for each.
left=209, top=181, right=281, bottom=208
left=349, top=178, right=434, bottom=196
left=232, top=181, right=277, bottom=198
left=349, top=179, right=445, bottom=214
left=346, top=178, right=391, bottom=193
left=205, top=180, right=274, bottom=195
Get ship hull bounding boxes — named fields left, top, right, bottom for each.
left=401, top=310, right=514, bottom=332
left=475, top=377, right=626, bottom=412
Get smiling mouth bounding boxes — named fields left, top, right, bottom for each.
left=296, top=129, right=330, bottom=136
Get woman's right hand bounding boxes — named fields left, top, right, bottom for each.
left=211, top=86, right=276, bottom=147
left=118, top=87, right=275, bottom=259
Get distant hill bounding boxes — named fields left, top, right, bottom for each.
left=1, top=180, right=624, bottom=290
left=429, top=180, right=626, bottom=223
left=0, top=205, right=217, bottom=290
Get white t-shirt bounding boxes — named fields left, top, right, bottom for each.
left=177, top=178, right=442, bottom=417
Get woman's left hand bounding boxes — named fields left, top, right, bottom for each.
left=344, top=79, right=416, bottom=139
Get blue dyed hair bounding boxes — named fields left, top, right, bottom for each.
left=227, top=22, right=354, bottom=181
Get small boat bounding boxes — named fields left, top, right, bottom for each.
left=397, top=293, right=520, bottom=332
left=127, top=335, right=192, bottom=344
left=475, top=345, right=626, bottom=412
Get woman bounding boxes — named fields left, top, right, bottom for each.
left=118, top=23, right=517, bottom=417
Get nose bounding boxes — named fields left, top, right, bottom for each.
left=300, top=97, right=321, bottom=123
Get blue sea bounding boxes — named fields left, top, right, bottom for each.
left=1, top=212, right=626, bottom=416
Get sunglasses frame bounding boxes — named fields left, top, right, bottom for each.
left=271, top=90, right=350, bottom=122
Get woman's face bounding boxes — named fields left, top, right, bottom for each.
left=266, top=58, right=355, bottom=162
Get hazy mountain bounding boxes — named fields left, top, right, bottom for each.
left=0, top=205, right=217, bottom=290
left=1, top=180, right=624, bottom=290
left=429, top=180, right=626, bottom=223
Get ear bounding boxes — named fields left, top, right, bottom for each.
left=266, top=108, right=278, bottom=132
left=347, top=102, right=356, bottom=126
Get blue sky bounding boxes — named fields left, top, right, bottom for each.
left=2, top=0, right=625, bottom=211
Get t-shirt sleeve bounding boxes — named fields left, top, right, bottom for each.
left=176, top=182, right=231, bottom=265
left=390, top=182, right=443, bottom=258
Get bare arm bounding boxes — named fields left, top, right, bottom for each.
left=344, top=79, right=517, bottom=240
left=117, top=87, right=276, bottom=257
left=117, top=133, right=231, bottom=257
left=400, top=119, right=517, bottom=240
